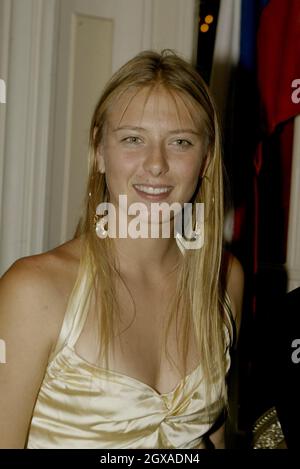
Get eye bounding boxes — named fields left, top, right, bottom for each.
left=172, top=139, right=193, bottom=148
left=122, top=136, right=143, bottom=145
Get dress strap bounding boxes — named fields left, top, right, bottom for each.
left=47, top=260, right=93, bottom=363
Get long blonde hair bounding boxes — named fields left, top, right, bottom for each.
left=75, top=50, right=231, bottom=413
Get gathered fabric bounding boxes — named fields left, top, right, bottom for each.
left=26, top=261, right=234, bottom=449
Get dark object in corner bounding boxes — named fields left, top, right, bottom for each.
left=273, top=287, right=300, bottom=448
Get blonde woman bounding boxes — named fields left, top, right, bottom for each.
left=0, top=50, right=244, bottom=449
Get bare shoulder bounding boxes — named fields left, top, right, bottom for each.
left=0, top=236, right=82, bottom=347
left=223, top=251, right=244, bottom=341
left=0, top=237, right=82, bottom=448
left=1, top=235, right=82, bottom=298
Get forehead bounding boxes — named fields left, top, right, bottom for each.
left=107, top=85, right=200, bottom=130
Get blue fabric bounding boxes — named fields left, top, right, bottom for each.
left=239, top=0, right=270, bottom=70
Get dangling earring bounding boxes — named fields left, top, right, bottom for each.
left=175, top=229, right=185, bottom=256
left=174, top=180, right=206, bottom=255
left=94, top=213, right=109, bottom=238
left=92, top=166, right=108, bottom=238
left=175, top=220, right=204, bottom=255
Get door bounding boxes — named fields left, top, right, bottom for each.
left=47, top=0, right=154, bottom=248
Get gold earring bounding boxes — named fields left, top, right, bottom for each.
left=94, top=213, right=108, bottom=238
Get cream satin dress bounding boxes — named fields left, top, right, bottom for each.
left=26, top=261, right=234, bottom=449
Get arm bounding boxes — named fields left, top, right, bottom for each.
left=208, top=422, right=225, bottom=449
left=0, top=258, right=56, bottom=448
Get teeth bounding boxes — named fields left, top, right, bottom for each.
left=134, top=185, right=171, bottom=195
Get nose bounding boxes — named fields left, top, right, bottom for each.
left=142, top=142, right=169, bottom=177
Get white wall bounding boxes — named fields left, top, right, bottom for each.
left=0, top=0, right=198, bottom=275
left=0, top=0, right=58, bottom=275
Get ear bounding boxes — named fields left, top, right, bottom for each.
left=94, top=127, right=105, bottom=174
left=96, top=144, right=105, bottom=174
left=93, top=127, right=105, bottom=174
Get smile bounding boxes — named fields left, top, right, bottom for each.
left=133, top=184, right=173, bottom=195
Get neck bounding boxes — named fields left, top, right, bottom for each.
left=112, top=235, right=181, bottom=281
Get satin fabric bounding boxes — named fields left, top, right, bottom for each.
left=26, top=263, right=234, bottom=449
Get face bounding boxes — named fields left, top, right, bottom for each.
left=96, top=86, right=207, bottom=227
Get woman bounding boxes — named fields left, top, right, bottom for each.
left=0, top=50, right=244, bottom=449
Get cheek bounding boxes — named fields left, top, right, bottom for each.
left=104, top=148, right=139, bottom=190
left=183, top=176, right=200, bottom=201
left=176, top=157, right=202, bottom=184
left=175, top=159, right=202, bottom=200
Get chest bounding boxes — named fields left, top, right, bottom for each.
left=75, top=276, right=200, bottom=394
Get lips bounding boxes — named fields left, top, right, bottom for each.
left=133, top=184, right=172, bottom=194
left=133, top=183, right=173, bottom=200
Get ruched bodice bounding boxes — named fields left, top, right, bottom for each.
left=26, top=261, right=234, bottom=449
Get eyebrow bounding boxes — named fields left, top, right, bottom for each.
left=113, top=126, right=145, bottom=133
left=113, top=125, right=201, bottom=135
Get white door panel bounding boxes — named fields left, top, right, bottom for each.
left=48, top=0, right=153, bottom=248
left=0, top=0, right=196, bottom=273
